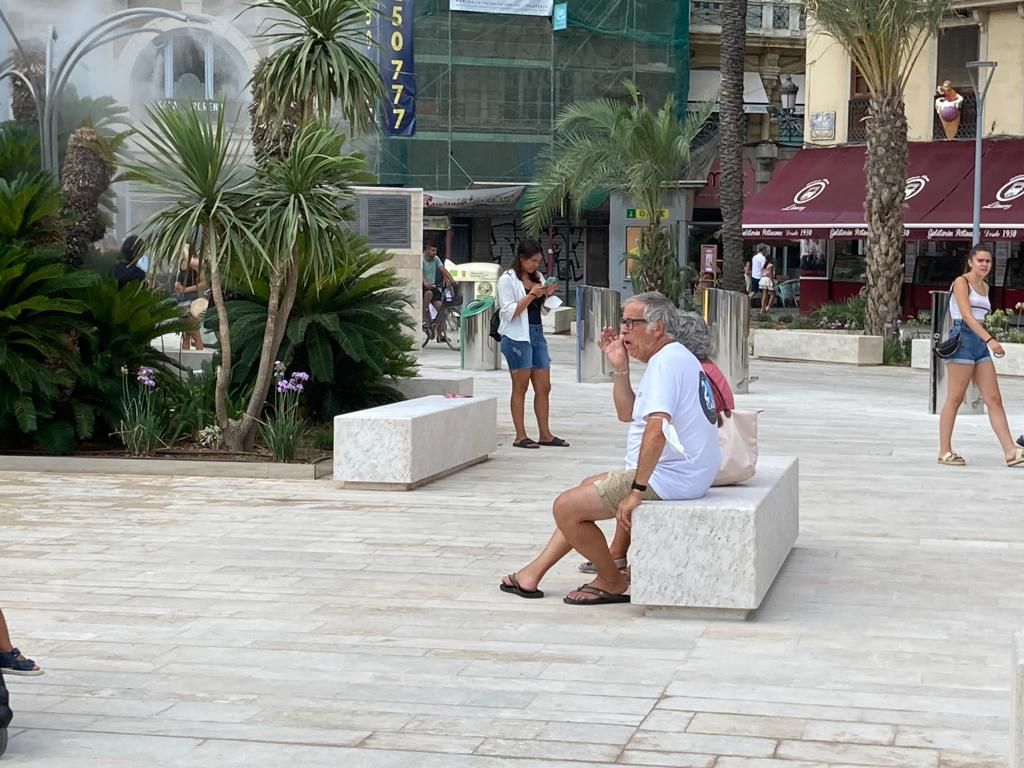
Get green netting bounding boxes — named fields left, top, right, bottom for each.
left=373, top=0, right=689, bottom=192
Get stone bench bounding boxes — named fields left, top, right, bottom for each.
left=542, top=307, right=575, bottom=335
left=754, top=329, right=882, bottom=366
left=333, top=395, right=496, bottom=490
left=394, top=372, right=474, bottom=399
left=630, top=456, right=799, bottom=620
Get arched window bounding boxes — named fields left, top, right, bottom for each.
left=131, top=30, right=247, bottom=118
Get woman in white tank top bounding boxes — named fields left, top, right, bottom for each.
left=938, top=245, right=1024, bottom=467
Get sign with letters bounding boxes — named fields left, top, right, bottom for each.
left=451, top=0, right=554, bottom=15
left=370, top=1, right=417, bottom=136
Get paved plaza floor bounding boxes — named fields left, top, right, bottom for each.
left=3, top=335, right=1024, bottom=767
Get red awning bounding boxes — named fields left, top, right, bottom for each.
left=916, top=138, right=1024, bottom=240
left=742, top=141, right=977, bottom=241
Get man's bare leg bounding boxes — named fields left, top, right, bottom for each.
left=503, top=474, right=607, bottom=592
left=554, top=484, right=629, bottom=600
left=0, top=610, right=12, bottom=652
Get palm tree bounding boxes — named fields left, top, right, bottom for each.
left=806, top=0, right=950, bottom=335
left=523, top=82, right=712, bottom=304
left=244, top=0, right=386, bottom=134
left=61, top=127, right=111, bottom=267
left=718, top=0, right=747, bottom=293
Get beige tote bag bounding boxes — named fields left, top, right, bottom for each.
left=712, top=409, right=759, bottom=487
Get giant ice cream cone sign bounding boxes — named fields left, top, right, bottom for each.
left=936, top=80, right=964, bottom=140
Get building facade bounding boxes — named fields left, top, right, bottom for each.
left=743, top=0, right=1024, bottom=314
left=2, top=0, right=806, bottom=294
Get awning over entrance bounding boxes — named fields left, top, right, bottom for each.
left=742, top=141, right=978, bottom=241
left=917, top=139, right=1024, bottom=240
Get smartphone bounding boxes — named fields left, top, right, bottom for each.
left=545, top=277, right=558, bottom=285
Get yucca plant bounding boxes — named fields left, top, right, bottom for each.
left=210, top=241, right=417, bottom=419
left=244, top=0, right=385, bottom=133
left=523, top=82, right=712, bottom=304
left=806, top=0, right=950, bottom=334
left=121, top=101, right=265, bottom=451
left=0, top=245, right=94, bottom=454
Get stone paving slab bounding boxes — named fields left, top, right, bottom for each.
left=2, top=336, right=1024, bottom=766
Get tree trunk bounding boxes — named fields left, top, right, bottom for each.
left=864, top=91, right=908, bottom=337
left=718, top=0, right=748, bottom=293
left=61, top=127, right=110, bottom=268
left=206, top=228, right=234, bottom=440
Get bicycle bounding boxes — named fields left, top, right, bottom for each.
left=422, top=290, right=461, bottom=351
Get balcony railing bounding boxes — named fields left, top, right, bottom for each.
left=847, top=91, right=978, bottom=144
left=691, top=1, right=806, bottom=36
left=847, top=97, right=869, bottom=143
left=932, top=90, right=977, bottom=140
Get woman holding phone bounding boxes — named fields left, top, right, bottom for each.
left=496, top=239, right=569, bottom=449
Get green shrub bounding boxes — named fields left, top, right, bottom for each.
left=0, top=245, right=94, bottom=454
left=307, top=423, right=334, bottom=451
left=258, top=366, right=308, bottom=462
left=114, top=366, right=165, bottom=457
left=72, top=277, right=186, bottom=440
left=812, top=295, right=866, bottom=330
left=883, top=337, right=912, bottom=366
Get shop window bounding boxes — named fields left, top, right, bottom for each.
left=936, top=26, right=979, bottom=89
left=831, top=243, right=866, bottom=283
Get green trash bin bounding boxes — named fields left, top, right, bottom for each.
left=461, top=297, right=500, bottom=371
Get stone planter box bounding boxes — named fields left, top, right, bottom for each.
left=753, top=329, right=883, bottom=366
left=912, top=338, right=1024, bottom=376
left=0, top=455, right=329, bottom=480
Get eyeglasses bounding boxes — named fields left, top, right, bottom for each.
left=620, top=318, right=648, bottom=331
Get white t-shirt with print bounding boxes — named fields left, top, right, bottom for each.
left=624, top=342, right=721, bottom=500
left=751, top=252, right=766, bottom=280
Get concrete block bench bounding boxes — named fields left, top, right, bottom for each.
left=754, top=329, right=882, bottom=366
left=630, top=456, right=799, bottom=620
left=394, top=372, right=474, bottom=399
left=333, top=395, right=496, bottom=489
left=542, top=307, right=575, bottom=335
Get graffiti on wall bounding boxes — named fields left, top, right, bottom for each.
left=489, top=216, right=587, bottom=296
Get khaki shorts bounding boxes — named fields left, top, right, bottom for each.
left=593, top=470, right=661, bottom=514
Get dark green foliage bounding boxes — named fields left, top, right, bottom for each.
left=0, top=172, right=63, bottom=246
left=0, top=245, right=92, bottom=453
left=210, top=242, right=417, bottom=419
left=72, top=278, right=186, bottom=439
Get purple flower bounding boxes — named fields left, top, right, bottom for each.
left=291, top=371, right=310, bottom=383
left=136, top=366, right=157, bottom=389
left=273, top=360, right=287, bottom=378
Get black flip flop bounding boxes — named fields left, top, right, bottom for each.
left=563, top=584, right=631, bottom=606
left=499, top=573, right=544, bottom=599
left=538, top=437, right=570, bottom=447
left=513, top=438, right=540, bottom=449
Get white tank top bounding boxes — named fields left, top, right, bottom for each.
left=949, top=279, right=991, bottom=322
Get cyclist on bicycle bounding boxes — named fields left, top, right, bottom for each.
left=422, top=245, right=456, bottom=339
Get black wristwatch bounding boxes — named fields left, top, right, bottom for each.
left=630, top=481, right=647, bottom=492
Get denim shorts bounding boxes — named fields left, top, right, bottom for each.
left=946, top=320, right=991, bottom=365
left=500, top=324, right=551, bottom=372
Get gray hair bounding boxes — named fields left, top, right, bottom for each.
left=625, top=292, right=684, bottom=340
left=676, top=312, right=712, bottom=360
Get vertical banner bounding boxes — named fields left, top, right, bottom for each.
left=377, top=0, right=416, bottom=136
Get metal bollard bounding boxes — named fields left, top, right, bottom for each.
left=929, top=290, right=984, bottom=415
left=703, top=288, right=750, bottom=395
left=576, top=286, right=622, bottom=383
left=460, top=298, right=501, bottom=371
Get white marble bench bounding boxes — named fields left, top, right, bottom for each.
left=542, top=307, right=575, bottom=335
left=754, top=330, right=882, bottom=366
left=333, top=395, right=496, bottom=490
left=393, top=371, right=474, bottom=399
left=630, top=456, right=799, bottom=620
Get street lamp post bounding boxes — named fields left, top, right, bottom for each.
left=767, top=74, right=801, bottom=146
left=0, top=8, right=204, bottom=174
left=966, top=60, right=997, bottom=245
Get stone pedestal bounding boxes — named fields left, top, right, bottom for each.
left=394, top=372, right=474, bottom=399
left=754, top=330, right=883, bottom=366
left=631, top=456, right=799, bottom=619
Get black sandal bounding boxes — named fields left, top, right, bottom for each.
left=513, top=438, right=540, bottom=449
left=538, top=437, right=570, bottom=447
left=499, top=573, right=544, bottom=599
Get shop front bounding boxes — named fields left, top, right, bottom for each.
left=742, top=138, right=1024, bottom=316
